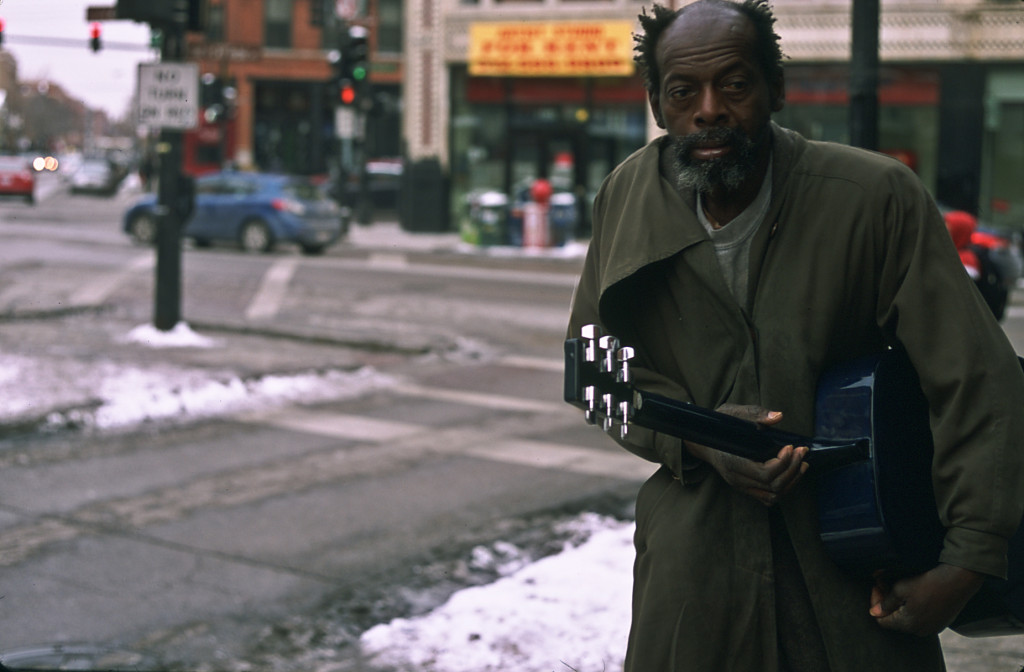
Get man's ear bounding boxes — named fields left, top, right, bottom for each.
left=648, top=90, right=666, bottom=129
left=770, top=74, right=785, bottom=113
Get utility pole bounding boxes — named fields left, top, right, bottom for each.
left=849, top=0, right=880, bottom=150
left=114, top=0, right=201, bottom=331
left=153, top=22, right=187, bottom=331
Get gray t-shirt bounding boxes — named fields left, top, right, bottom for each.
left=696, top=163, right=772, bottom=313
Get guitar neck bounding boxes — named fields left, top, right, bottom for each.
left=564, top=336, right=868, bottom=471
left=630, top=389, right=868, bottom=470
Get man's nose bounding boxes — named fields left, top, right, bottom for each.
left=694, top=86, right=727, bottom=126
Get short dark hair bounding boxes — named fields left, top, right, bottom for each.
left=634, top=0, right=785, bottom=96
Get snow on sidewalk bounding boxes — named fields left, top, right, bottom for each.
left=359, top=513, right=634, bottom=672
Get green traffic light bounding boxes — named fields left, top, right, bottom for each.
left=352, top=66, right=367, bottom=81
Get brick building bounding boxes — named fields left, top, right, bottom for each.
left=185, top=0, right=403, bottom=176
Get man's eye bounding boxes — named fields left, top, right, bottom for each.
left=724, top=79, right=749, bottom=92
left=667, top=87, right=693, bottom=100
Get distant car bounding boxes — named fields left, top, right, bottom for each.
left=71, top=160, right=119, bottom=196
left=123, top=171, right=347, bottom=255
left=0, top=155, right=36, bottom=204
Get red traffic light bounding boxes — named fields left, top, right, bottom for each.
left=0, top=18, right=5, bottom=48
left=339, top=83, right=356, bottom=105
left=90, top=22, right=101, bottom=52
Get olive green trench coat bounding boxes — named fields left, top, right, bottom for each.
left=567, top=124, right=1024, bottom=671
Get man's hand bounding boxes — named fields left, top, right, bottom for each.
left=870, top=564, right=985, bottom=636
left=684, top=405, right=809, bottom=506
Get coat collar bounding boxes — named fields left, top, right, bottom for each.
left=596, top=122, right=806, bottom=303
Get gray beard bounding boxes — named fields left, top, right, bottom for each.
left=668, top=128, right=760, bottom=195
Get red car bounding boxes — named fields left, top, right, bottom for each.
left=0, top=155, right=36, bottom=204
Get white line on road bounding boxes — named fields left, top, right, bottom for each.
left=245, top=257, right=300, bottom=321
left=391, top=382, right=555, bottom=413
left=245, top=406, right=651, bottom=481
left=239, top=408, right=423, bottom=442
left=68, top=253, right=154, bottom=307
left=461, top=438, right=656, bottom=481
left=498, top=355, right=564, bottom=372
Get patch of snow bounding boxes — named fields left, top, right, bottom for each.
left=360, top=514, right=634, bottom=672
left=120, top=322, right=219, bottom=349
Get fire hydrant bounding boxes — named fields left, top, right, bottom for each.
left=522, top=178, right=552, bottom=248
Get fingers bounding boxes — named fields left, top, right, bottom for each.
left=869, top=576, right=904, bottom=619
left=729, top=445, right=809, bottom=506
left=716, top=404, right=785, bottom=426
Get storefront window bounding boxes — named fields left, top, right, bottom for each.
left=449, top=66, right=646, bottom=235
left=984, top=101, right=1024, bottom=228
left=775, top=65, right=939, bottom=194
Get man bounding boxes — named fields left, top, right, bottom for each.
left=566, top=1, right=1024, bottom=670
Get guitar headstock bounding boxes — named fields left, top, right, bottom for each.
left=564, top=324, right=637, bottom=438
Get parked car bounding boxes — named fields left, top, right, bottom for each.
left=123, top=171, right=347, bottom=255
left=70, top=160, right=120, bottom=196
left=0, top=155, right=36, bottom=204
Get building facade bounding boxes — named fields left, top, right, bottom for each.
left=405, top=0, right=1024, bottom=231
left=183, top=0, right=403, bottom=177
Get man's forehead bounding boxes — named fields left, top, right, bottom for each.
left=661, top=4, right=756, bottom=55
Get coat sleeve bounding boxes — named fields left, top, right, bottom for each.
left=567, top=183, right=706, bottom=483
left=874, top=166, right=1024, bottom=579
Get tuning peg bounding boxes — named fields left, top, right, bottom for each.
left=617, top=346, right=635, bottom=383
left=616, top=399, right=632, bottom=439
left=602, top=392, right=615, bottom=431
left=584, top=385, right=597, bottom=424
left=581, top=324, right=602, bottom=362
left=598, top=335, right=619, bottom=373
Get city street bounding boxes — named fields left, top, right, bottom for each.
left=0, top=180, right=1022, bottom=670
left=0, top=179, right=648, bottom=670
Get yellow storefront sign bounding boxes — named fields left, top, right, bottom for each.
left=469, top=21, right=635, bottom=77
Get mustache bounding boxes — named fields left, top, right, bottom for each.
left=672, top=127, right=745, bottom=157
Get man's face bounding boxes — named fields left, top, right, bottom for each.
left=649, top=5, right=783, bottom=195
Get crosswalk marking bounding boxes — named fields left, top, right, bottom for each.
left=242, top=399, right=652, bottom=481
left=68, top=253, right=153, bottom=307
left=460, top=438, right=656, bottom=481
left=245, top=257, right=299, bottom=320
left=391, top=382, right=555, bottom=413
left=240, top=408, right=423, bottom=442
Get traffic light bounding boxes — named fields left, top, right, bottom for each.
left=345, top=26, right=369, bottom=84
left=89, top=23, right=102, bottom=52
left=0, top=18, right=6, bottom=48
left=339, top=82, right=356, bottom=106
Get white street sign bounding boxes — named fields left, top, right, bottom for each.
left=137, top=63, right=200, bottom=130
left=335, top=107, right=356, bottom=139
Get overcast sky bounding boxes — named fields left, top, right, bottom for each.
left=0, top=0, right=153, bottom=117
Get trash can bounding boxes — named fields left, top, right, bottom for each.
left=548, top=192, right=577, bottom=247
left=462, top=190, right=507, bottom=246
left=399, top=158, right=450, bottom=232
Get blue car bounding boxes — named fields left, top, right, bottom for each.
left=123, top=171, right=348, bottom=255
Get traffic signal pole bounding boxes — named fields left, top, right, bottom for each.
left=153, top=23, right=185, bottom=331
left=849, top=0, right=880, bottom=150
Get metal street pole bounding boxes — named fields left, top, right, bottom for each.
left=849, top=0, right=880, bottom=150
left=154, top=23, right=185, bottom=331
